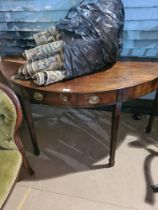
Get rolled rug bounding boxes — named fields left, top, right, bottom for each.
left=16, top=53, right=64, bottom=79
left=23, top=40, right=63, bottom=61
left=33, top=26, right=62, bottom=45
left=16, top=65, right=31, bottom=80
left=33, top=70, right=66, bottom=86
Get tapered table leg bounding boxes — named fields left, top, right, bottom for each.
left=19, top=90, right=40, bottom=156
left=109, top=102, right=122, bottom=167
left=146, top=89, right=158, bottom=133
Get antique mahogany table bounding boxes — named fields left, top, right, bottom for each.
left=1, top=56, right=158, bottom=167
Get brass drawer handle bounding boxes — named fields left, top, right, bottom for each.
left=33, top=92, right=43, bottom=101
left=89, top=95, right=100, bottom=104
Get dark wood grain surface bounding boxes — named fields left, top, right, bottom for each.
left=1, top=56, right=158, bottom=93
left=1, top=56, right=158, bottom=107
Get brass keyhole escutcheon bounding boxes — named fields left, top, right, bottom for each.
left=62, top=95, right=68, bottom=103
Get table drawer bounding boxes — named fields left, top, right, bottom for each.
left=27, top=89, right=116, bottom=107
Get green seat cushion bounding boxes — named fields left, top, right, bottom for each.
left=0, top=150, right=22, bottom=208
left=0, top=89, right=17, bottom=150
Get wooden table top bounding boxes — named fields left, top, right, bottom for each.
left=1, top=56, right=158, bottom=94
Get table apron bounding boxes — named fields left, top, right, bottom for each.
left=17, top=78, right=158, bottom=107
left=26, top=89, right=117, bottom=108
left=117, top=79, right=158, bottom=102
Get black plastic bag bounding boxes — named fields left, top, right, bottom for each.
left=56, top=0, right=125, bottom=79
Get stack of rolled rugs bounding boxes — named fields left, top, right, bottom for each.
left=15, top=27, right=66, bottom=86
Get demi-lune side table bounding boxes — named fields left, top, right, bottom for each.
left=1, top=56, right=158, bottom=167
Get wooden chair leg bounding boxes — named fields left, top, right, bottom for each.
left=146, top=89, right=158, bottom=133
left=15, top=133, right=34, bottom=176
left=0, top=83, right=35, bottom=176
left=19, top=91, right=40, bottom=156
left=109, top=102, right=122, bottom=167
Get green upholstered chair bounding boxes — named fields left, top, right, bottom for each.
left=0, top=82, right=33, bottom=209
